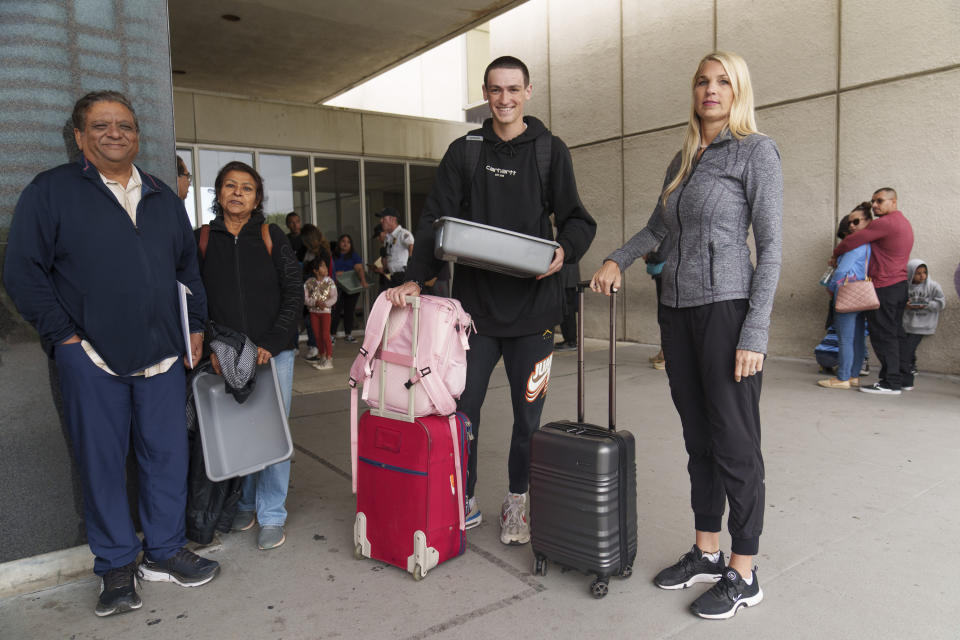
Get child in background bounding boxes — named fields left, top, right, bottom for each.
left=304, top=255, right=338, bottom=370
left=901, top=259, right=946, bottom=390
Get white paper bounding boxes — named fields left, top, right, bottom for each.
left=178, top=282, right=194, bottom=368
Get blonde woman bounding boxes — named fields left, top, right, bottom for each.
left=591, top=52, right=782, bottom=619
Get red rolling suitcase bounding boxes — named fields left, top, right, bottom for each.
left=353, top=411, right=469, bottom=579
left=350, top=295, right=470, bottom=580
left=529, top=284, right=638, bottom=598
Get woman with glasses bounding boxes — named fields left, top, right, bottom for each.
left=819, top=202, right=873, bottom=389
left=176, top=156, right=191, bottom=202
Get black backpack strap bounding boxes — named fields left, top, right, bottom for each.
left=461, top=130, right=484, bottom=208
left=534, top=133, right=552, bottom=211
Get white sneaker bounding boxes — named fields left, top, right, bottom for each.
left=499, top=492, right=530, bottom=545
left=465, top=496, right=482, bottom=530
left=304, top=346, right=319, bottom=359
left=318, top=357, right=333, bottom=370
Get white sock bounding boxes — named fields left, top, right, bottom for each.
left=702, top=549, right=721, bottom=563
left=741, top=570, right=753, bottom=585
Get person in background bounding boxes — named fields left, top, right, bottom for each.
left=377, top=206, right=414, bottom=284
left=197, top=161, right=301, bottom=551
left=592, top=51, right=782, bottom=619
left=4, top=90, right=215, bottom=618
left=818, top=204, right=872, bottom=389
left=176, top=155, right=191, bottom=202
left=285, top=212, right=303, bottom=256
left=830, top=188, right=913, bottom=395
left=331, top=233, right=367, bottom=344
left=304, top=254, right=338, bottom=370
left=901, top=259, right=946, bottom=389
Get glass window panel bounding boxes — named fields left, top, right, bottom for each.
left=259, top=153, right=310, bottom=231
left=175, top=148, right=196, bottom=227
left=314, top=158, right=361, bottom=254
left=196, top=149, right=253, bottom=225
left=364, top=161, right=406, bottom=299
left=409, top=164, right=438, bottom=234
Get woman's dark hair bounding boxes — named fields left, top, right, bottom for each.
left=304, top=246, right=331, bottom=279
left=838, top=201, right=873, bottom=239
left=335, top=233, right=354, bottom=258
left=211, top=161, right=265, bottom=217
left=300, top=224, right=322, bottom=253
left=836, top=214, right=851, bottom=240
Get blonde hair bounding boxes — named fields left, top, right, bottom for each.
left=661, top=51, right=760, bottom=205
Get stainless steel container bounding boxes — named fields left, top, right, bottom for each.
left=433, top=216, right=559, bottom=278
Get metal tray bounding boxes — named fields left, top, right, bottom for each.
left=191, top=360, right=293, bottom=482
left=433, top=216, right=559, bottom=278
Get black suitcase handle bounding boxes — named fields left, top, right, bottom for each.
left=575, top=281, right=616, bottom=431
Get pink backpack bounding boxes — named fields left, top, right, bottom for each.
left=348, top=292, right=474, bottom=492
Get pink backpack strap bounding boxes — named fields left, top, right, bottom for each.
left=448, top=415, right=465, bottom=531
left=348, top=292, right=395, bottom=494
left=409, top=362, right=457, bottom=416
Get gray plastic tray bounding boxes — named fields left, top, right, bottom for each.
left=433, top=216, right=559, bottom=278
left=191, top=360, right=293, bottom=482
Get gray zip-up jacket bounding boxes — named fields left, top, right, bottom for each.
left=607, top=130, right=783, bottom=353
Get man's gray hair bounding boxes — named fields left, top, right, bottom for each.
left=71, top=90, right=139, bottom=131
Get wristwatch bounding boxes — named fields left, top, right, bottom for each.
left=406, top=279, right=424, bottom=291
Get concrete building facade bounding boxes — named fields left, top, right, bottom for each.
left=490, top=0, right=960, bottom=373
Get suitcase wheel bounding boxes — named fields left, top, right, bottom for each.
left=354, top=544, right=363, bottom=560
left=412, top=563, right=425, bottom=581
left=590, top=578, right=609, bottom=599
left=533, top=555, right=548, bottom=577
left=620, top=564, right=633, bottom=579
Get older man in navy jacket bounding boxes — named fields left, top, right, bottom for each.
left=4, top=91, right=218, bottom=617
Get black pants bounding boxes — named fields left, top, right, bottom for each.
left=331, top=289, right=360, bottom=336
left=559, top=288, right=577, bottom=344
left=457, top=330, right=555, bottom=498
left=865, top=281, right=908, bottom=390
left=902, top=333, right=924, bottom=387
left=659, top=300, right=764, bottom=556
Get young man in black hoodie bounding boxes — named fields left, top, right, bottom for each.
left=387, top=56, right=596, bottom=545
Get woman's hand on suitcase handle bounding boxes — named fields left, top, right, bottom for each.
left=537, top=246, right=565, bottom=280
left=590, top=260, right=621, bottom=295
left=734, top=349, right=763, bottom=382
left=386, top=281, right=421, bottom=307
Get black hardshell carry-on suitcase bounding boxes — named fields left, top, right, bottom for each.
left=529, top=283, right=638, bottom=598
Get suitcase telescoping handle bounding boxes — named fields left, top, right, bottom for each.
left=575, top=281, right=616, bottom=431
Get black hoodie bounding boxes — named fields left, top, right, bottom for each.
left=406, top=116, right=596, bottom=336
left=195, top=214, right=301, bottom=357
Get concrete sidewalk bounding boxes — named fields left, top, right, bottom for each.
left=2, top=340, right=958, bottom=639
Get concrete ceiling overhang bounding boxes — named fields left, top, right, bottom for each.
left=169, top=0, right=526, bottom=104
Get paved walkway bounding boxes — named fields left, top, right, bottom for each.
left=2, top=340, right=958, bottom=639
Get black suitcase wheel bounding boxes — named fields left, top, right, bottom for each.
left=620, top=564, right=633, bottom=579
left=590, top=578, right=609, bottom=599
left=533, top=556, right=548, bottom=577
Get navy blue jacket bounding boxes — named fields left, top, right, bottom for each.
left=3, top=155, right=206, bottom=376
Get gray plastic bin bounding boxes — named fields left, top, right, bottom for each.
left=191, top=360, right=293, bottom=482
left=433, top=216, right=559, bottom=277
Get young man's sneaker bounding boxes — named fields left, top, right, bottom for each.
left=465, top=496, right=482, bottom=529
left=95, top=561, right=141, bottom=617
left=902, top=384, right=915, bottom=391
left=500, top=492, right=530, bottom=545
left=344, top=335, right=357, bottom=344
left=303, top=346, right=319, bottom=360
left=860, top=382, right=901, bottom=395
left=138, top=547, right=220, bottom=587
left=653, top=544, right=724, bottom=589
left=689, top=566, right=763, bottom=620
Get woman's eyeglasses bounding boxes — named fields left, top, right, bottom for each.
left=178, top=172, right=193, bottom=181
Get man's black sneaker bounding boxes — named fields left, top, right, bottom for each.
left=653, top=544, right=724, bottom=589
left=95, top=561, right=141, bottom=617
left=138, top=547, right=220, bottom=587
left=860, top=382, right=901, bottom=395
left=690, top=566, right=763, bottom=620
left=554, top=341, right=577, bottom=351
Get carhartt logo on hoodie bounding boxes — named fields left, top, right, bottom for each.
left=485, top=165, right=517, bottom=179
